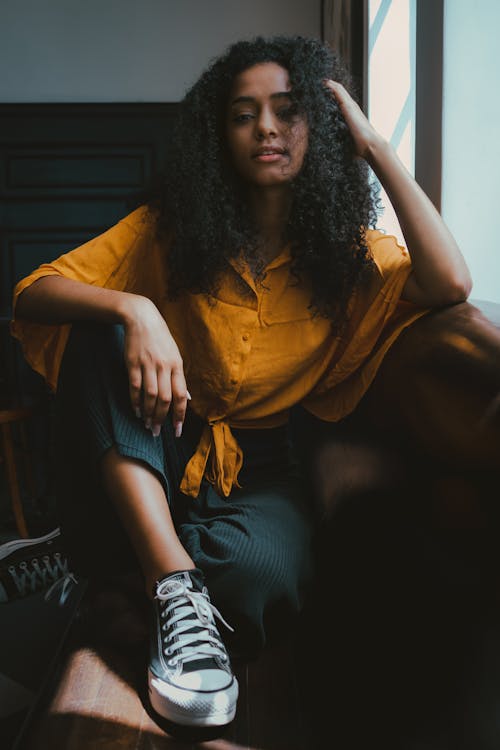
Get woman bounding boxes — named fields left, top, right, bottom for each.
left=11, top=35, right=471, bottom=728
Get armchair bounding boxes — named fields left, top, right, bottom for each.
left=305, top=298, right=500, bottom=522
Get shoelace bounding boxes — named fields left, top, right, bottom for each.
left=8, top=552, right=77, bottom=605
left=156, top=579, right=234, bottom=669
left=44, top=570, right=78, bottom=606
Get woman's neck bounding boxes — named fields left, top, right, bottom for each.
left=247, top=185, right=292, bottom=251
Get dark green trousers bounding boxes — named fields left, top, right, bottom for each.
left=54, top=323, right=317, bottom=656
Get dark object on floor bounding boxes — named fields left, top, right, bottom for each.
left=0, top=528, right=73, bottom=603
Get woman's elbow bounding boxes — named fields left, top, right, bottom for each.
left=454, top=267, right=473, bottom=301
left=441, top=273, right=473, bottom=305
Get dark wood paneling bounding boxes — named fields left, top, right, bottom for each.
left=0, top=103, right=178, bottom=322
left=1, top=232, right=93, bottom=319
left=7, top=148, right=151, bottom=192
left=0, top=100, right=177, bottom=346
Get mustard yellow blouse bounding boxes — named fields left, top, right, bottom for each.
left=11, top=206, right=428, bottom=499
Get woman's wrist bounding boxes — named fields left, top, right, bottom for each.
left=363, top=135, right=393, bottom=170
left=115, top=292, right=154, bottom=328
left=117, top=293, right=171, bottom=338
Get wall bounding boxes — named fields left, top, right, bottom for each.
left=0, top=0, right=321, bottom=103
left=442, top=0, right=500, bottom=303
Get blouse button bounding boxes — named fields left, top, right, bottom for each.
left=230, top=378, right=238, bottom=385
left=242, top=333, right=250, bottom=342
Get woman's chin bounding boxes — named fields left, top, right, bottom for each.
left=244, top=173, right=296, bottom=190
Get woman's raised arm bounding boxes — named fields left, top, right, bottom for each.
left=324, top=79, right=473, bottom=307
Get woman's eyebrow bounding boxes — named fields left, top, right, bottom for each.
left=230, top=91, right=292, bottom=106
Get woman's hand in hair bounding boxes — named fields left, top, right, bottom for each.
left=323, top=79, right=384, bottom=161
left=121, top=295, right=189, bottom=439
left=324, top=80, right=472, bottom=306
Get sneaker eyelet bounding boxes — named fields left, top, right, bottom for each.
left=167, top=658, right=177, bottom=667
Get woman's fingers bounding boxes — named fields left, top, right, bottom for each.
left=150, top=366, right=172, bottom=435
left=170, top=366, right=189, bottom=438
left=133, top=362, right=188, bottom=439
left=140, top=365, right=159, bottom=429
left=128, top=363, right=143, bottom=419
left=323, top=79, right=356, bottom=112
left=323, top=78, right=381, bottom=159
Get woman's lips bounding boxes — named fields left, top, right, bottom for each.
left=253, top=153, right=286, bottom=162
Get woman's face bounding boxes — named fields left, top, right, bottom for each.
left=225, top=62, right=309, bottom=188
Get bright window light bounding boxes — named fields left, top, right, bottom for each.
left=368, top=0, right=416, bottom=242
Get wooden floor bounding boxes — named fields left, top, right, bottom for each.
left=22, top=617, right=313, bottom=750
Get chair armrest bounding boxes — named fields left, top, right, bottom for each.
left=357, top=299, right=500, bottom=471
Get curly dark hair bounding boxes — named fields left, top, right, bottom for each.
left=146, top=35, right=380, bottom=332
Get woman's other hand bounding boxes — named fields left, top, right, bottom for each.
left=323, top=79, right=384, bottom=160
left=121, top=295, right=189, bottom=438
left=323, top=81, right=472, bottom=305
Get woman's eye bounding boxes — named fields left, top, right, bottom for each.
left=277, top=105, right=299, bottom=121
left=233, top=113, right=253, bottom=123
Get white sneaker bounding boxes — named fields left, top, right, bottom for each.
left=148, top=569, right=238, bottom=726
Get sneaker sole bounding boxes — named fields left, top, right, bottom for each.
left=148, top=669, right=238, bottom=727
left=0, top=528, right=61, bottom=561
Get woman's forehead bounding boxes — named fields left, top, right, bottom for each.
left=229, top=62, right=291, bottom=99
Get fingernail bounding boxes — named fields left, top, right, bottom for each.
left=186, top=391, right=192, bottom=400
left=175, top=421, right=183, bottom=438
left=145, top=418, right=152, bottom=430
left=135, top=407, right=141, bottom=419
left=152, top=424, right=161, bottom=438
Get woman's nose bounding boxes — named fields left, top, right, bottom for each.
left=255, top=108, right=277, bottom=138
